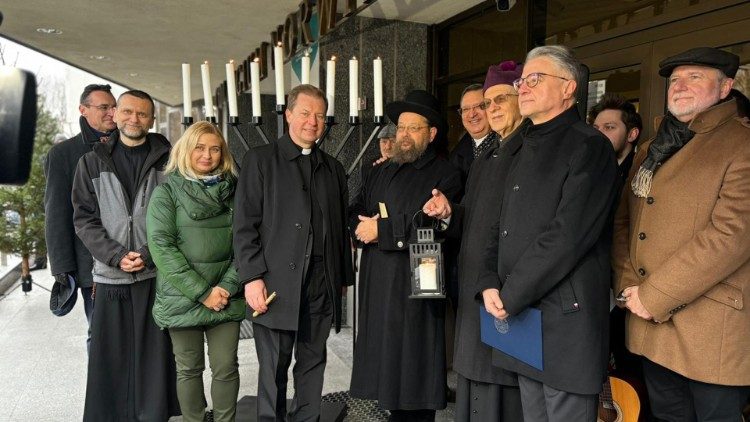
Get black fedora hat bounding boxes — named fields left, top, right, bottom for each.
left=386, top=90, right=447, bottom=136
left=50, top=274, right=77, bottom=317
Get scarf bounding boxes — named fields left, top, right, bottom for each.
left=473, top=131, right=499, bottom=159
left=631, top=112, right=695, bottom=197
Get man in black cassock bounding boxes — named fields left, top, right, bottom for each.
left=348, top=90, right=462, bottom=422
left=424, top=60, right=526, bottom=422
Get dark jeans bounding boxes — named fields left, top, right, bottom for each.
left=80, top=286, right=94, bottom=354
left=642, top=358, right=750, bottom=422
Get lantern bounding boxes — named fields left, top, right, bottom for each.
left=409, top=228, right=445, bottom=299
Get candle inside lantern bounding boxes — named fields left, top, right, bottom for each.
left=326, top=56, right=336, bottom=117
left=226, top=60, right=238, bottom=118
left=251, top=58, right=262, bottom=118
left=274, top=43, right=285, bottom=105
left=418, top=258, right=438, bottom=290
left=373, top=57, right=383, bottom=117
left=201, top=61, right=215, bottom=118
left=182, top=63, right=191, bottom=118
left=349, top=56, right=359, bottom=117
left=301, top=53, right=310, bottom=85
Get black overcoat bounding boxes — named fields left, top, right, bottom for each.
left=348, top=146, right=462, bottom=410
left=43, top=116, right=103, bottom=288
left=233, top=135, right=354, bottom=332
left=449, top=121, right=528, bottom=386
left=477, top=107, right=619, bottom=395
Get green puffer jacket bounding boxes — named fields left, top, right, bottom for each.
left=147, top=172, right=245, bottom=328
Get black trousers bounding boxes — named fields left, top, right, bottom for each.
left=642, top=358, right=750, bottom=422
left=253, top=260, right=332, bottom=422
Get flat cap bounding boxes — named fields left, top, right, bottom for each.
left=658, top=47, right=739, bottom=78
left=378, top=123, right=397, bottom=139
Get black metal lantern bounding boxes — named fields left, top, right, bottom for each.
left=409, top=227, right=445, bottom=299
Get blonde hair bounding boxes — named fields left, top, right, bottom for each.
left=165, top=121, right=237, bottom=178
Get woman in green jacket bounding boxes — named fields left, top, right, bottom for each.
left=147, top=121, right=244, bottom=422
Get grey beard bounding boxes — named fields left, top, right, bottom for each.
left=391, top=139, right=428, bottom=164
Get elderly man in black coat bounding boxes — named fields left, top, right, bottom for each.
left=44, top=83, right=116, bottom=348
left=349, top=90, right=462, bottom=422
left=234, top=84, right=354, bottom=422
left=477, top=46, right=619, bottom=421
left=424, top=60, right=526, bottom=422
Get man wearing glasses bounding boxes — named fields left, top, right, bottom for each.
left=349, top=90, right=462, bottom=421
left=424, top=60, right=527, bottom=422
left=477, top=46, right=619, bottom=421
left=44, top=84, right=116, bottom=347
left=450, top=83, right=493, bottom=187
left=234, top=84, right=353, bottom=421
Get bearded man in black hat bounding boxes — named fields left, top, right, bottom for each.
left=348, top=90, right=462, bottom=422
left=612, top=46, right=750, bottom=421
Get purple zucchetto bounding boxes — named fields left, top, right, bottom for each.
left=483, top=60, right=523, bottom=92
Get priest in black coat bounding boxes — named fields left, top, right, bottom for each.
left=349, top=90, right=462, bottom=422
left=234, top=84, right=354, bottom=421
left=477, top=46, right=619, bottom=421
left=424, top=60, right=526, bottom=422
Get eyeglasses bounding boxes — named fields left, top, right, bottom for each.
left=396, top=125, right=429, bottom=134
left=84, top=104, right=116, bottom=112
left=512, top=72, right=570, bottom=90
left=456, top=102, right=487, bottom=116
left=482, top=93, right=519, bottom=108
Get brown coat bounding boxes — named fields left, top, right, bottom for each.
left=612, top=99, right=750, bottom=386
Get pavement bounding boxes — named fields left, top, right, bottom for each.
left=0, top=266, right=456, bottom=421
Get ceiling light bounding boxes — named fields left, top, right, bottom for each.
left=89, top=55, right=109, bottom=60
left=36, top=28, right=62, bottom=35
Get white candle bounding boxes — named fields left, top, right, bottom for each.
left=182, top=63, right=191, bottom=118
left=226, top=60, right=238, bottom=117
left=349, top=56, right=359, bottom=117
left=326, top=56, right=336, bottom=117
left=418, top=260, right=438, bottom=290
left=274, top=43, right=285, bottom=105
left=301, top=54, right=310, bottom=85
left=250, top=58, right=262, bottom=118
left=201, top=61, right=214, bottom=118
left=373, top=57, right=383, bottom=117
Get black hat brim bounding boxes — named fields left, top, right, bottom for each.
left=386, top=101, right=447, bottom=135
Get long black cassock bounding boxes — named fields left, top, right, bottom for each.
left=348, top=146, right=462, bottom=411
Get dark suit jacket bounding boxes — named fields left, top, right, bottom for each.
left=233, top=135, right=354, bottom=332
left=478, top=107, right=619, bottom=394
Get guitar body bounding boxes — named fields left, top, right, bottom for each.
left=598, top=376, right=641, bottom=422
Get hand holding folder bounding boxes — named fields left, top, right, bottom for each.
left=480, top=305, right=544, bottom=371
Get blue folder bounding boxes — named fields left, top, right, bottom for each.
left=480, top=305, right=543, bottom=371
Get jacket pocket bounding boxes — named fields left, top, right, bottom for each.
left=703, top=281, right=743, bottom=310
left=558, top=278, right=580, bottom=314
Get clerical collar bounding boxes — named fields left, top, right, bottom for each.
left=301, top=148, right=312, bottom=155
left=472, top=133, right=489, bottom=147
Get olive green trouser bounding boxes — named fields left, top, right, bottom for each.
left=169, top=321, right=241, bottom=422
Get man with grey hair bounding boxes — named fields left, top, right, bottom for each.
left=477, top=45, right=618, bottom=421
left=613, top=47, right=750, bottom=420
